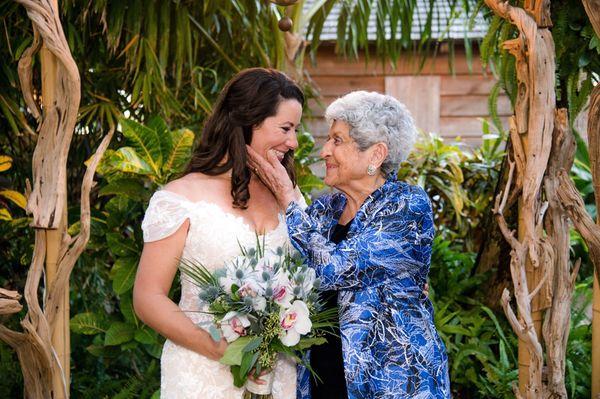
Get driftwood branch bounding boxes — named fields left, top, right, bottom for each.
left=485, top=0, right=558, bottom=396
left=0, top=1, right=115, bottom=397
left=17, top=0, right=81, bottom=229
left=582, top=0, right=600, bottom=37
left=557, top=172, right=600, bottom=279
left=46, top=127, right=114, bottom=328
left=0, top=289, right=22, bottom=315
left=541, top=109, right=577, bottom=398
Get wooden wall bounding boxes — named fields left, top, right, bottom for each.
left=304, top=44, right=512, bottom=149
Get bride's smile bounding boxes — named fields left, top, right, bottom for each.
left=249, top=98, right=302, bottom=163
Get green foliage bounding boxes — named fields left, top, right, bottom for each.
left=420, top=131, right=594, bottom=398
left=430, top=237, right=518, bottom=398
left=0, top=155, right=27, bottom=220
left=295, top=130, right=326, bottom=196
left=398, top=123, right=505, bottom=251
left=481, top=0, right=600, bottom=126
left=98, top=116, right=194, bottom=186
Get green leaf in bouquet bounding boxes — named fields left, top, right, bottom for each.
left=219, top=336, right=252, bottom=366
left=230, top=284, right=241, bottom=301
left=239, top=351, right=259, bottom=380
left=230, top=365, right=246, bottom=388
left=242, top=336, right=262, bottom=353
left=104, top=322, right=136, bottom=346
left=292, top=336, right=328, bottom=351
left=179, top=258, right=221, bottom=287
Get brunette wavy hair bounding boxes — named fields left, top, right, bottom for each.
left=185, top=68, right=304, bottom=208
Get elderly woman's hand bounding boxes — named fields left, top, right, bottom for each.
left=247, top=146, right=297, bottom=209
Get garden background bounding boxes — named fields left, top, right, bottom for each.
left=0, top=0, right=599, bottom=398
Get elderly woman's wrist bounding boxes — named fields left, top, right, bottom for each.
left=279, top=192, right=296, bottom=210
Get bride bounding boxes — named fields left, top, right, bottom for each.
left=133, top=68, right=303, bottom=398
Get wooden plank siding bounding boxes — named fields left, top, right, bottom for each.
left=303, top=45, right=512, bottom=148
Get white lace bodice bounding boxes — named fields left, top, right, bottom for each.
left=141, top=189, right=299, bottom=399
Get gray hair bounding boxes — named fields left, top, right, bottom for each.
left=324, top=91, right=417, bottom=176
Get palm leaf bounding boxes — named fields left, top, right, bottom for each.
left=179, top=258, right=221, bottom=288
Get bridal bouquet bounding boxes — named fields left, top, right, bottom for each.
left=180, top=239, right=335, bottom=399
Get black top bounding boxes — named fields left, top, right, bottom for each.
left=309, top=220, right=352, bottom=399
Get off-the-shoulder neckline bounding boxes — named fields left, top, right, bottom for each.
left=155, top=189, right=285, bottom=237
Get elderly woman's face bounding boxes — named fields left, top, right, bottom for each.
left=320, top=120, right=373, bottom=189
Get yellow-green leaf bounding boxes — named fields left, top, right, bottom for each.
left=0, top=208, right=12, bottom=221
left=162, top=128, right=194, bottom=175
left=0, top=155, right=12, bottom=172
left=0, top=189, right=27, bottom=210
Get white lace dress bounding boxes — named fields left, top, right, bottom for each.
left=141, top=190, right=297, bottom=399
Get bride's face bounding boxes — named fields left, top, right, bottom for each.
left=250, top=99, right=302, bottom=162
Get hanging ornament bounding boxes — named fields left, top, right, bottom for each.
left=278, top=16, right=293, bottom=32
left=269, top=0, right=297, bottom=32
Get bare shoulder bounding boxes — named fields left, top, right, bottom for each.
left=162, top=173, right=230, bottom=203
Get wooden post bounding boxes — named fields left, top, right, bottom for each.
left=516, top=127, right=545, bottom=396
left=579, top=1, right=600, bottom=395
left=40, top=1, right=70, bottom=393
left=593, top=272, right=600, bottom=398
left=486, top=1, right=556, bottom=397
left=2, top=0, right=112, bottom=396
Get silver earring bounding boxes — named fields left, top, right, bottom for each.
left=367, top=164, right=377, bottom=176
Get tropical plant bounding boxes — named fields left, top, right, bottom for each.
left=97, top=116, right=194, bottom=187
left=398, top=123, right=505, bottom=250
left=68, top=115, right=193, bottom=397
left=481, top=0, right=600, bottom=128
left=0, top=155, right=26, bottom=221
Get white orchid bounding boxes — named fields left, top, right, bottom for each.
left=270, top=270, right=293, bottom=308
left=279, top=300, right=312, bottom=347
left=220, top=311, right=251, bottom=342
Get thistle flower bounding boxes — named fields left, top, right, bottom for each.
left=219, top=256, right=257, bottom=293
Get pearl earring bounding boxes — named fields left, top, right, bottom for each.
left=367, top=164, right=377, bottom=176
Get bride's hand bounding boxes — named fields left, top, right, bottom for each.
left=247, top=146, right=297, bottom=209
left=204, top=337, right=228, bottom=361
left=247, top=368, right=270, bottom=385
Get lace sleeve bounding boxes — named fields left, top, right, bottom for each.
left=141, top=191, right=191, bottom=242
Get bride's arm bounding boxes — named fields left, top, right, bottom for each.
left=133, top=220, right=227, bottom=361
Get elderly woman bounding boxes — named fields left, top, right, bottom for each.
left=248, top=91, right=449, bottom=399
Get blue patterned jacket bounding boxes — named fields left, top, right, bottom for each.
left=287, top=177, right=450, bottom=399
